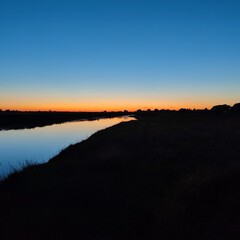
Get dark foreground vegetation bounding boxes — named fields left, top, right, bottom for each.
left=0, top=111, right=130, bottom=130
left=1, top=109, right=240, bottom=239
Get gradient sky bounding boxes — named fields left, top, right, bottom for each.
left=1, top=0, right=240, bottom=111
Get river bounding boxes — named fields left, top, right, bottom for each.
left=0, top=116, right=135, bottom=177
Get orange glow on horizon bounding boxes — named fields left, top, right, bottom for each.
left=1, top=101, right=216, bottom=112
left=2, top=90, right=238, bottom=112
left=2, top=92, right=237, bottom=112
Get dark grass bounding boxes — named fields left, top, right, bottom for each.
left=0, top=112, right=240, bottom=239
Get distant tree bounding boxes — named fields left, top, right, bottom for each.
left=211, top=104, right=230, bottom=114
left=123, top=110, right=128, bottom=114
left=159, top=109, right=169, bottom=112
left=231, top=103, right=240, bottom=113
left=178, top=108, right=192, bottom=113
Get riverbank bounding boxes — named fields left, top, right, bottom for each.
left=0, top=111, right=131, bottom=130
left=1, top=112, right=240, bottom=239
left=0, top=116, right=135, bottom=177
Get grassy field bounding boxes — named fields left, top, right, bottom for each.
left=0, top=112, right=240, bottom=239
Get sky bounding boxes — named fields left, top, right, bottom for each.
left=0, top=0, right=240, bottom=111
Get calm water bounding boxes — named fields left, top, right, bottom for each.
left=0, top=116, right=135, bottom=177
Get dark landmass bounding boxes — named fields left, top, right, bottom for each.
left=1, top=109, right=240, bottom=239
left=1, top=102, right=239, bottom=130
left=0, top=111, right=131, bottom=130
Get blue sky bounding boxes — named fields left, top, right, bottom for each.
left=0, top=0, right=240, bottom=111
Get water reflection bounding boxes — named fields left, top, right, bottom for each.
left=0, top=116, right=135, bottom=177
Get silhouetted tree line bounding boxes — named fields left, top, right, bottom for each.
left=135, top=102, right=240, bottom=116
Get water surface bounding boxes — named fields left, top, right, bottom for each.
left=0, top=116, right=135, bottom=177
